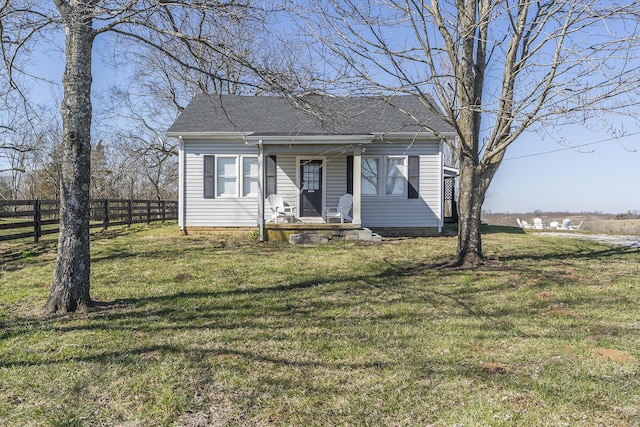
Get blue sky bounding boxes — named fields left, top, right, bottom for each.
left=25, top=53, right=640, bottom=215
left=484, top=122, right=640, bottom=214
left=11, top=8, right=640, bottom=215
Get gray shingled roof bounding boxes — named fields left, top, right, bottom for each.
left=167, top=94, right=454, bottom=137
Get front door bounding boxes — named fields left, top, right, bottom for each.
left=300, top=160, right=323, bottom=217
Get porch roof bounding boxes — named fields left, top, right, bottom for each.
left=167, top=94, right=455, bottom=138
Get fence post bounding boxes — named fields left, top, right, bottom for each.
left=127, top=199, right=132, bottom=227
left=33, top=200, right=41, bottom=243
left=161, top=200, right=166, bottom=222
left=146, top=200, right=151, bottom=224
left=103, top=199, right=109, bottom=230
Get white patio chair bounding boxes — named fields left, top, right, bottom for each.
left=570, top=220, right=583, bottom=230
left=266, top=194, right=295, bottom=223
left=325, top=194, right=353, bottom=223
left=559, top=218, right=572, bottom=230
left=517, top=218, right=531, bottom=229
left=533, top=218, right=545, bottom=229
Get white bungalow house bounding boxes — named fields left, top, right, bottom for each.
left=166, top=94, right=457, bottom=240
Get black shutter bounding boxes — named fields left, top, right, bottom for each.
left=346, top=156, right=353, bottom=195
left=408, top=156, right=419, bottom=199
left=204, top=155, right=215, bottom=199
left=266, top=155, right=277, bottom=196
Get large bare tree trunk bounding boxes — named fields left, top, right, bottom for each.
left=455, top=149, right=504, bottom=267
left=455, top=155, right=488, bottom=267
left=46, top=2, right=94, bottom=314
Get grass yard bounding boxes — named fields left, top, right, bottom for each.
left=0, top=223, right=638, bottom=426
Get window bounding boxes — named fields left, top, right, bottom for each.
left=203, top=155, right=260, bottom=198
left=361, top=157, right=379, bottom=195
left=360, top=156, right=417, bottom=198
left=386, top=157, right=406, bottom=196
left=216, top=157, right=237, bottom=197
left=242, top=156, right=259, bottom=197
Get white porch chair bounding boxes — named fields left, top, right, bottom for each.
left=325, top=194, right=353, bottom=223
left=533, top=217, right=545, bottom=229
left=266, top=194, right=295, bottom=223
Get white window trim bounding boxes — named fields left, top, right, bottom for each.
left=215, top=155, right=260, bottom=198
left=242, top=155, right=259, bottom=198
left=385, top=156, right=408, bottom=197
left=361, top=156, right=382, bottom=198
left=361, top=155, right=411, bottom=198
left=216, top=155, right=238, bottom=198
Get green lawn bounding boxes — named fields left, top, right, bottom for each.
left=0, top=223, right=638, bottom=426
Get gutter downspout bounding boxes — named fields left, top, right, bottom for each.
left=178, top=136, right=186, bottom=233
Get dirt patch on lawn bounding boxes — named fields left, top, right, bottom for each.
left=481, top=362, right=513, bottom=375
left=593, top=348, right=637, bottom=363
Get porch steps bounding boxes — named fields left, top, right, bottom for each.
left=288, top=227, right=382, bottom=244
left=343, top=228, right=383, bottom=243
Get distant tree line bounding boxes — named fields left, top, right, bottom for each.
left=0, top=125, right=178, bottom=202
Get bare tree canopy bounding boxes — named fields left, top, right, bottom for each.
left=298, top=0, right=640, bottom=266
left=0, top=0, right=296, bottom=313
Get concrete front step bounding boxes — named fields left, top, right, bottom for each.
left=290, top=228, right=382, bottom=244
left=344, top=228, right=382, bottom=242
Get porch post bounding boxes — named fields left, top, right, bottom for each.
left=352, top=146, right=362, bottom=226
left=258, top=141, right=265, bottom=241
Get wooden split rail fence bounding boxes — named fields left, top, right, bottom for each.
left=0, top=199, right=178, bottom=243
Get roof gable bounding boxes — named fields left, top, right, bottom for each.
left=167, top=94, right=454, bottom=137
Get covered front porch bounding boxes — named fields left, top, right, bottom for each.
left=250, top=136, right=370, bottom=241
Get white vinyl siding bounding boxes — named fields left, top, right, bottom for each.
left=181, top=138, right=442, bottom=228
left=183, top=140, right=258, bottom=227
left=324, top=156, right=347, bottom=215
left=360, top=141, right=441, bottom=228
left=273, top=155, right=298, bottom=215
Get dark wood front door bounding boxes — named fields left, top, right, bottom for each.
left=300, top=160, right=323, bottom=217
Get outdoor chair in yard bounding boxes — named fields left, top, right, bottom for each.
left=533, top=217, right=545, bottom=229
left=266, top=194, right=295, bottom=223
left=559, top=218, right=572, bottom=230
left=517, top=218, right=532, bottom=228
left=571, top=220, right=584, bottom=230
left=325, top=193, right=353, bottom=223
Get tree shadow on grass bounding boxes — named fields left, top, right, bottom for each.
left=481, top=225, right=527, bottom=235
left=3, top=235, right=638, bottom=370
left=495, top=243, right=637, bottom=263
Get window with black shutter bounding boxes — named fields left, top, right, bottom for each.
left=408, top=156, right=419, bottom=199
left=346, top=155, right=353, bottom=195
left=265, top=155, right=277, bottom=196
left=203, top=155, right=215, bottom=199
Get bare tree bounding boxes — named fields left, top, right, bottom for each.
left=93, top=7, right=307, bottom=203
left=0, top=0, right=294, bottom=313
left=301, top=0, right=640, bottom=266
